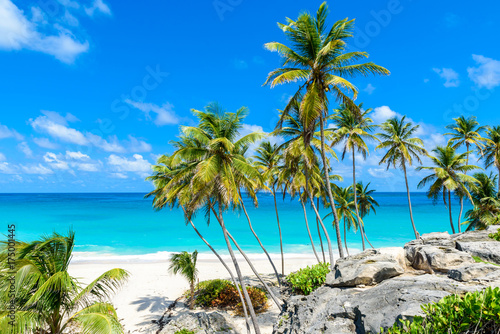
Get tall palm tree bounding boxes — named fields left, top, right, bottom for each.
left=482, top=125, right=500, bottom=190
left=376, top=116, right=427, bottom=238
left=464, top=172, right=500, bottom=230
left=356, top=182, right=378, bottom=248
left=417, top=146, right=479, bottom=234
left=445, top=116, right=488, bottom=232
left=0, top=231, right=128, bottom=334
left=330, top=185, right=356, bottom=256
left=169, top=251, right=198, bottom=309
left=331, top=104, right=377, bottom=250
left=264, top=2, right=390, bottom=258
left=254, top=141, right=285, bottom=276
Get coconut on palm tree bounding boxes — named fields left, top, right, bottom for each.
left=169, top=251, right=199, bottom=309
left=376, top=116, right=427, bottom=238
left=445, top=116, right=488, bottom=232
left=0, top=231, right=128, bottom=334
left=331, top=103, right=377, bottom=250
left=264, top=1, right=390, bottom=258
left=417, top=145, right=479, bottom=234
left=464, top=172, right=500, bottom=230
left=482, top=125, right=500, bottom=190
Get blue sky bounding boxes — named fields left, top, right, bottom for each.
left=0, top=0, right=499, bottom=193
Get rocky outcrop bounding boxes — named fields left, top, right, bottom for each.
left=326, top=249, right=404, bottom=287
left=159, top=311, right=236, bottom=334
left=274, top=226, right=500, bottom=334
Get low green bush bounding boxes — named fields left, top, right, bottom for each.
left=286, top=262, right=330, bottom=295
left=489, top=230, right=500, bottom=241
left=381, top=287, right=500, bottom=333
left=174, top=329, right=194, bottom=334
left=194, top=279, right=232, bottom=307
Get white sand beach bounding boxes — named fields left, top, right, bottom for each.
left=69, top=253, right=323, bottom=334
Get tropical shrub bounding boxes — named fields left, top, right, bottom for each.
left=286, top=263, right=330, bottom=295
left=489, top=230, right=500, bottom=241
left=381, top=287, right=500, bottom=333
left=192, top=279, right=268, bottom=315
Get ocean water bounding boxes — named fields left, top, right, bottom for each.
left=0, top=192, right=470, bottom=259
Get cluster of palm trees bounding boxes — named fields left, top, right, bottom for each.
left=145, top=3, right=500, bottom=334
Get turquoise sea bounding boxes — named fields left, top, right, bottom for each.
left=0, top=193, right=470, bottom=258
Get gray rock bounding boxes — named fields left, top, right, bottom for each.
left=159, top=311, right=236, bottom=334
left=487, top=225, right=500, bottom=232
left=274, top=275, right=486, bottom=334
left=456, top=241, right=500, bottom=265
left=448, top=263, right=500, bottom=282
left=452, top=229, right=494, bottom=243
left=405, top=244, right=474, bottom=272
left=420, top=232, right=455, bottom=247
left=325, top=249, right=404, bottom=287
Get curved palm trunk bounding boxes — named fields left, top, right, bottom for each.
left=402, top=162, right=419, bottom=239
left=458, top=198, right=464, bottom=233
left=343, top=217, right=349, bottom=256
left=448, top=190, right=456, bottom=234
left=272, top=186, right=284, bottom=276
left=352, top=152, right=366, bottom=251
left=317, top=197, right=326, bottom=263
left=362, top=226, right=375, bottom=248
left=299, top=192, right=321, bottom=263
left=216, top=203, right=261, bottom=334
left=497, top=165, right=500, bottom=191
left=304, top=167, right=335, bottom=270
left=239, top=191, right=282, bottom=286
left=226, top=231, right=283, bottom=310
left=185, top=216, right=250, bottom=333
left=319, top=116, right=345, bottom=258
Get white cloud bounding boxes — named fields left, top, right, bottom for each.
left=0, top=0, right=89, bottom=63
left=18, top=142, right=33, bottom=157
left=107, top=154, right=151, bottom=176
left=125, top=100, right=179, bottom=126
left=65, top=151, right=89, bottom=160
left=433, top=68, right=460, bottom=87
left=76, top=162, right=100, bottom=172
left=127, top=135, right=152, bottom=152
left=0, top=152, right=5, bottom=161
left=110, top=172, right=127, bottom=179
left=368, top=168, right=394, bottom=178
left=423, top=133, right=446, bottom=151
left=0, top=162, right=15, bottom=174
left=20, top=164, right=53, bottom=175
left=86, top=133, right=126, bottom=153
left=30, top=114, right=88, bottom=145
left=84, top=0, right=111, bottom=17
left=467, top=54, right=500, bottom=89
left=33, top=137, right=60, bottom=149
left=0, top=123, right=23, bottom=140
left=43, top=152, right=69, bottom=170
left=363, top=83, right=376, bottom=95
left=371, top=106, right=401, bottom=124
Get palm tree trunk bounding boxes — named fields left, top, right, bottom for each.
left=299, top=192, right=321, bottom=263
left=343, top=217, right=349, bottom=256
left=448, top=190, right=456, bottom=234
left=190, top=281, right=195, bottom=309
left=226, top=231, right=283, bottom=310
left=319, top=116, right=345, bottom=258
left=186, top=217, right=251, bottom=333
left=362, top=226, right=375, bottom=248
left=217, top=202, right=261, bottom=334
left=305, top=164, right=335, bottom=270
left=352, top=152, right=366, bottom=251
left=239, top=191, right=282, bottom=286
left=317, top=197, right=326, bottom=262
left=272, top=186, right=284, bottom=277
left=403, top=162, right=419, bottom=239
left=458, top=197, right=463, bottom=233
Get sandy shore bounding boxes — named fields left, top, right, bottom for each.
left=69, top=253, right=324, bottom=333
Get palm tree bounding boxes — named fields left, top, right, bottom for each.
left=445, top=116, right=488, bottom=232
left=376, top=116, right=427, bottom=238
left=330, top=185, right=356, bottom=256
left=417, top=146, right=479, bottom=234
left=169, top=251, right=199, bottom=309
left=356, top=182, right=379, bottom=248
left=482, top=126, right=500, bottom=190
left=264, top=1, right=390, bottom=258
left=331, top=104, right=377, bottom=250
left=0, top=231, right=128, bottom=334
left=464, top=172, right=500, bottom=230
left=254, top=141, right=285, bottom=276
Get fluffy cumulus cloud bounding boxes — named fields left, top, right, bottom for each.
left=43, top=151, right=100, bottom=173
left=467, top=55, right=500, bottom=89
left=125, top=100, right=179, bottom=126
left=29, top=111, right=151, bottom=153
left=371, top=106, right=400, bottom=124
left=0, top=123, right=23, bottom=140
left=107, top=154, right=151, bottom=177
left=0, top=0, right=111, bottom=63
left=433, top=68, right=460, bottom=87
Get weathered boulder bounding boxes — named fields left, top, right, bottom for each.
left=325, top=249, right=404, bottom=287
left=159, top=311, right=236, bottom=334
left=420, top=232, right=455, bottom=247
left=379, top=247, right=408, bottom=270
left=448, top=263, right=500, bottom=282
left=274, top=275, right=486, bottom=334
left=456, top=241, right=500, bottom=265
left=405, top=243, right=474, bottom=272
